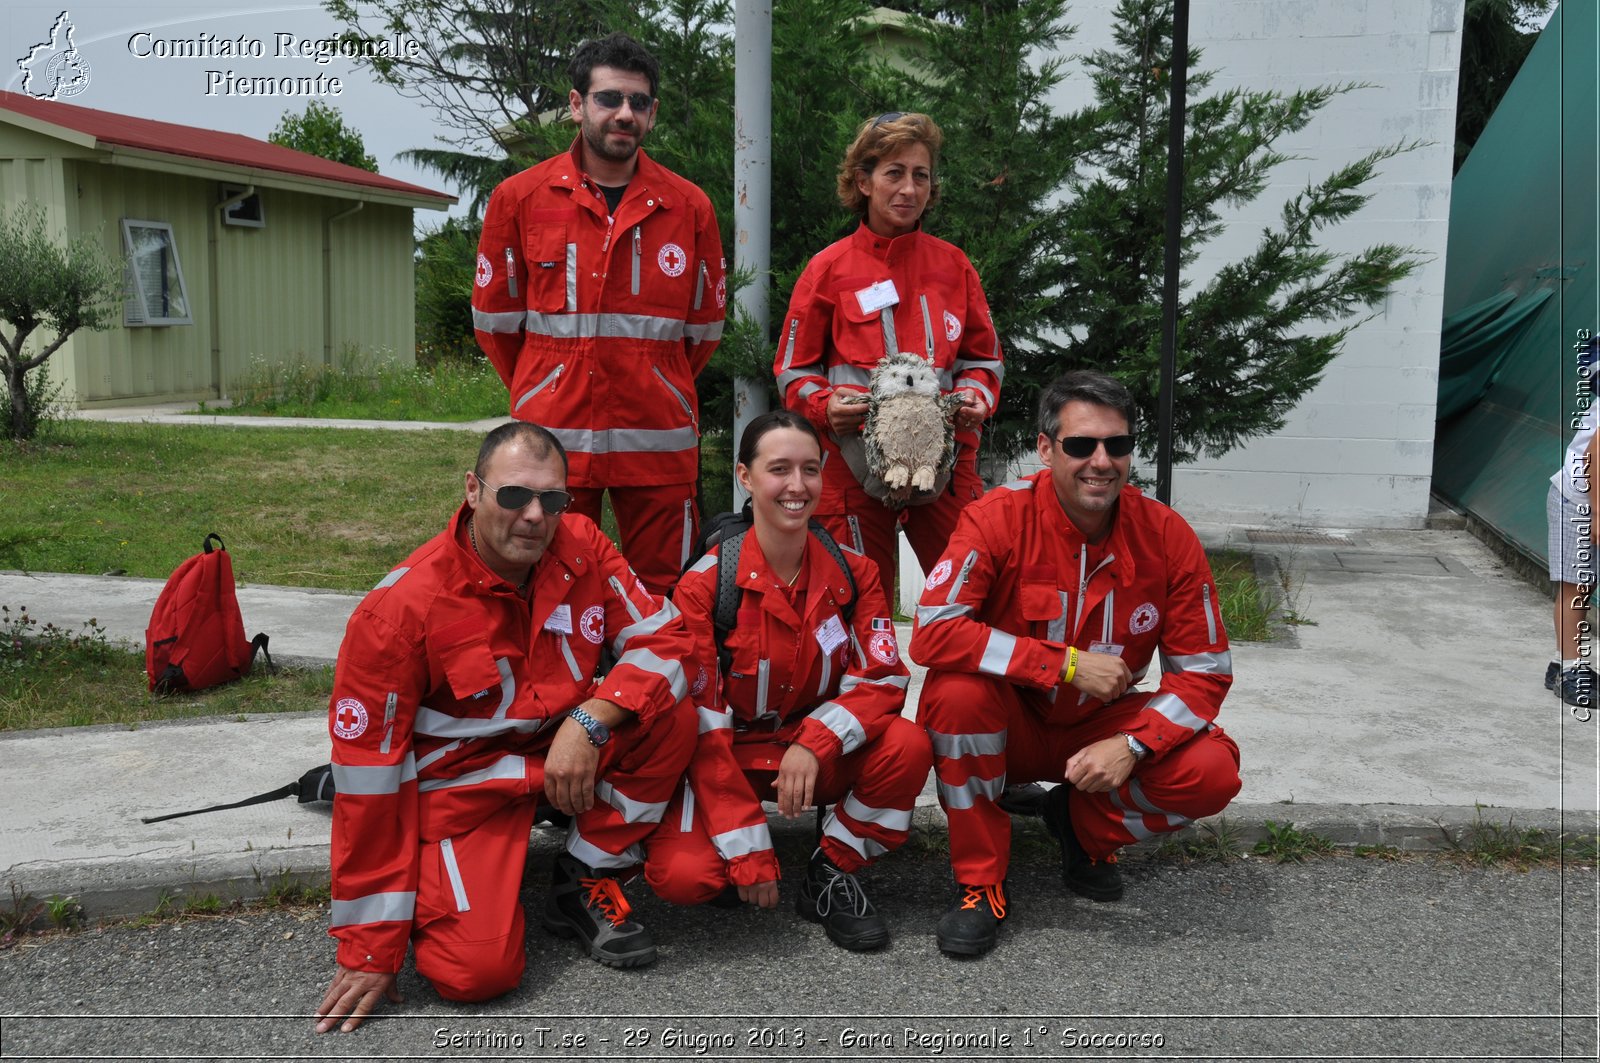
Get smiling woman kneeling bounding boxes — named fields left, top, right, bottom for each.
left=643, top=410, right=931, bottom=950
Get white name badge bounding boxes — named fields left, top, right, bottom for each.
left=1088, top=640, right=1124, bottom=657
left=855, top=279, right=900, bottom=315
left=545, top=603, right=573, bottom=634
left=815, top=614, right=849, bottom=655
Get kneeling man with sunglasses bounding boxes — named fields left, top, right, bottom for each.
left=316, top=421, right=697, bottom=1032
left=909, top=370, right=1242, bottom=956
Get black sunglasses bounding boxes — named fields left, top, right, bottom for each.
left=872, top=111, right=905, bottom=127
left=1056, top=435, right=1136, bottom=459
left=589, top=90, right=654, bottom=112
left=475, top=476, right=572, bottom=514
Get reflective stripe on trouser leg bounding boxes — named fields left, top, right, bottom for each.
left=566, top=694, right=698, bottom=872
left=815, top=716, right=933, bottom=873
left=920, top=670, right=1017, bottom=884
left=1067, top=728, right=1243, bottom=860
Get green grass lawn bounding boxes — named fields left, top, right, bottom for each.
left=218, top=353, right=505, bottom=422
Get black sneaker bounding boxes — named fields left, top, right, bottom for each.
left=1041, top=785, right=1124, bottom=902
left=1553, top=664, right=1597, bottom=708
left=935, top=881, right=1008, bottom=956
left=541, top=855, right=657, bottom=968
left=796, top=849, right=889, bottom=951
left=1545, top=661, right=1560, bottom=690
left=996, top=782, right=1050, bottom=817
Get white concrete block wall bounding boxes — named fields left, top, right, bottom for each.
left=1035, top=0, right=1459, bottom=528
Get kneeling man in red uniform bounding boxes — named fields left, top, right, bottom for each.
left=909, top=370, right=1241, bottom=956
left=316, top=422, right=696, bottom=1032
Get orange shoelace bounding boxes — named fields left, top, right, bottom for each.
left=580, top=876, right=633, bottom=926
left=959, top=883, right=1007, bottom=919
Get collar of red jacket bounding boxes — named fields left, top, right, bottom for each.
left=446, top=500, right=588, bottom=597
left=1028, top=469, right=1142, bottom=589
left=849, top=219, right=928, bottom=263
left=551, top=137, right=677, bottom=212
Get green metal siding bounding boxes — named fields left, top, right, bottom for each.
left=328, top=203, right=416, bottom=366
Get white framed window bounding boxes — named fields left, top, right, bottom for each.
left=121, top=219, right=193, bottom=326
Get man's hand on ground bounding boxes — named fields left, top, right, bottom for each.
left=315, top=966, right=401, bottom=1033
left=1067, top=649, right=1132, bottom=702
left=1065, top=735, right=1138, bottom=794
left=739, top=880, right=780, bottom=908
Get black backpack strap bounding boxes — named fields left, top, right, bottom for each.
left=140, top=782, right=298, bottom=823
left=139, top=762, right=335, bottom=823
left=807, top=520, right=858, bottom=623
left=712, top=528, right=749, bottom=677
left=202, top=532, right=225, bottom=554
left=248, top=632, right=274, bottom=674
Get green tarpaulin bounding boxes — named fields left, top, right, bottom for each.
left=1433, top=0, right=1599, bottom=568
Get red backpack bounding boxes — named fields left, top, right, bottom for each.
left=145, top=533, right=270, bottom=693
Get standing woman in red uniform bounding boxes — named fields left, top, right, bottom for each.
left=644, top=410, right=931, bottom=950
left=773, top=112, right=1004, bottom=608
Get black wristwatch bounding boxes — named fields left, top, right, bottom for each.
left=568, top=707, right=611, bottom=748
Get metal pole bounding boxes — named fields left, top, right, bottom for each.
left=1156, top=0, right=1189, bottom=505
left=732, top=0, right=772, bottom=508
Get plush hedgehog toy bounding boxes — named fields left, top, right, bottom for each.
left=836, top=351, right=962, bottom=507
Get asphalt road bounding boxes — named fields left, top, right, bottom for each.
left=1, top=843, right=1595, bottom=1062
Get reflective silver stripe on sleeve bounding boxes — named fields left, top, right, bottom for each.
left=755, top=659, right=770, bottom=716
left=567, top=832, right=644, bottom=871
left=414, top=710, right=544, bottom=739
left=546, top=425, right=700, bottom=457
left=1146, top=692, right=1207, bottom=732
left=879, top=308, right=898, bottom=356
left=817, top=649, right=832, bottom=698
left=330, top=891, right=415, bottom=927
left=524, top=311, right=689, bottom=342
left=955, top=379, right=996, bottom=410
left=712, top=823, right=773, bottom=859
left=514, top=364, right=564, bottom=413
left=490, top=657, right=514, bottom=717
left=595, top=781, right=670, bottom=824
left=776, top=366, right=816, bottom=394
left=827, top=363, right=872, bottom=388
left=822, top=811, right=887, bottom=861
left=608, top=575, right=644, bottom=623
left=917, top=601, right=973, bottom=626
left=684, top=320, right=724, bottom=343
left=331, top=755, right=417, bottom=796
left=688, top=553, right=717, bottom=575
left=693, top=260, right=706, bottom=310
left=614, top=647, right=689, bottom=701
left=612, top=598, right=679, bottom=657
left=938, top=368, right=954, bottom=390
left=414, top=738, right=461, bottom=772
left=936, top=774, right=1006, bottom=810
left=840, top=793, right=912, bottom=831
left=978, top=629, right=1017, bottom=676
left=1202, top=583, right=1217, bottom=644
left=929, top=728, right=1007, bottom=758
left=680, top=782, right=695, bottom=831
left=796, top=380, right=826, bottom=403
left=953, top=354, right=1004, bottom=376
left=1047, top=591, right=1069, bottom=643
left=846, top=515, right=865, bottom=556
left=417, top=753, right=526, bottom=792
left=472, top=307, right=524, bottom=334
left=998, top=479, right=1034, bottom=492
left=1160, top=651, right=1234, bottom=676
left=558, top=635, right=584, bottom=682
left=681, top=501, right=694, bottom=569
left=779, top=318, right=800, bottom=371
left=946, top=550, right=979, bottom=605
left=920, top=295, right=934, bottom=360
left=808, top=701, right=866, bottom=755
left=1127, top=778, right=1189, bottom=828
left=697, top=706, right=732, bottom=733
left=631, top=226, right=641, bottom=294
left=373, top=566, right=410, bottom=590
left=439, top=837, right=470, bottom=912
left=837, top=671, right=910, bottom=694
left=565, top=242, right=578, bottom=311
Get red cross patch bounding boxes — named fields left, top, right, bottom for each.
left=657, top=242, right=687, bottom=277
left=474, top=252, right=492, bottom=288
left=580, top=604, right=607, bottom=644
left=333, top=697, right=369, bottom=740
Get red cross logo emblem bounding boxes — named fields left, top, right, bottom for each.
left=474, top=252, right=492, bottom=288
left=333, top=697, right=369, bottom=740
left=657, top=242, right=687, bottom=278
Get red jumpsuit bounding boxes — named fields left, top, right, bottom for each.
left=327, top=505, right=697, bottom=1001
left=644, top=533, right=930, bottom=903
left=908, top=473, right=1241, bottom=884
left=473, top=141, right=726, bottom=595
left=775, top=223, right=1004, bottom=606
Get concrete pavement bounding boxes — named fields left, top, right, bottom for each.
left=2, top=406, right=1596, bottom=920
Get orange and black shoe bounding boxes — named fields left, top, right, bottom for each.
left=935, top=881, right=1008, bottom=956
left=542, top=854, right=657, bottom=968
left=1041, top=784, right=1124, bottom=902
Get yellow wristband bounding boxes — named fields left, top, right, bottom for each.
left=1063, top=646, right=1078, bottom=685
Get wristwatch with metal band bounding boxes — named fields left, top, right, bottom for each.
left=568, top=707, right=611, bottom=748
left=1120, top=731, right=1149, bottom=761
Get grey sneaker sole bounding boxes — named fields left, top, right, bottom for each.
left=541, top=910, right=658, bottom=968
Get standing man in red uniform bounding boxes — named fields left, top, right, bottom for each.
left=473, top=32, right=726, bottom=596
left=315, top=422, right=697, bottom=1033
left=909, top=371, right=1242, bottom=957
